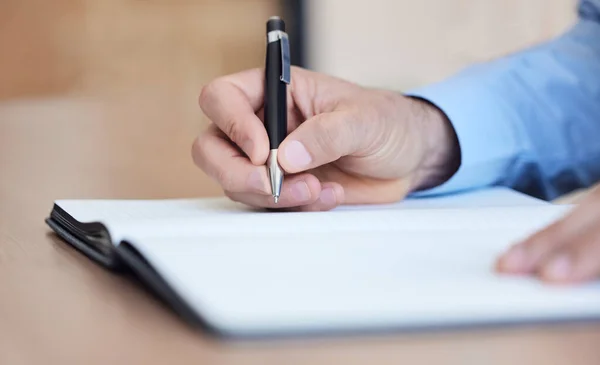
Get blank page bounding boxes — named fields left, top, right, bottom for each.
left=123, top=204, right=600, bottom=337
left=55, top=187, right=546, bottom=243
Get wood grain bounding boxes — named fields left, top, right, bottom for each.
left=2, top=94, right=600, bottom=364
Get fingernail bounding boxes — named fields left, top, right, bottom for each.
left=247, top=169, right=267, bottom=193
left=283, top=140, right=312, bottom=169
left=291, top=181, right=311, bottom=201
left=242, top=139, right=254, bottom=158
left=319, top=188, right=336, bottom=205
left=544, top=255, right=571, bottom=280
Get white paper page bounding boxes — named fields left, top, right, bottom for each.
left=56, top=187, right=544, bottom=223
left=111, top=204, right=563, bottom=243
left=124, top=204, right=600, bottom=337
left=56, top=196, right=254, bottom=223
left=55, top=187, right=546, bottom=243
left=338, top=187, right=545, bottom=210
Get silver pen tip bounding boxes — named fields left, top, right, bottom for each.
left=267, top=149, right=284, bottom=206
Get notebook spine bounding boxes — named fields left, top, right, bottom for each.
left=45, top=217, right=123, bottom=270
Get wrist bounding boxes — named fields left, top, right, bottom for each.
left=408, top=97, right=461, bottom=191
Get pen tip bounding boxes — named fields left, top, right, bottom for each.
left=274, top=196, right=279, bottom=204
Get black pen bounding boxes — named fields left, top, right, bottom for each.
left=264, top=16, right=290, bottom=204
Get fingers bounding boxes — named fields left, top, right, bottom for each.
left=496, top=190, right=600, bottom=283
left=297, top=181, right=345, bottom=212
left=198, top=69, right=269, bottom=164
left=496, top=217, right=576, bottom=275
left=193, top=126, right=345, bottom=210
left=537, top=227, right=600, bottom=283
left=192, top=125, right=270, bottom=194
left=225, top=173, right=319, bottom=209
left=497, top=194, right=600, bottom=273
left=225, top=175, right=345, bottom=211
left=277, top=111, right=364, bottom=174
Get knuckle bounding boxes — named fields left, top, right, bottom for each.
left=223, top=190, right=238, bottom=201
left=317, top=116, right=347, bottom=158
left=216, top=168, right=236, bottom=191
left=191, top=134, right=208, bottom=168
left=198, top=83, right=213, bottom=109
left=223, top=116, right=241, bottom=143
left=198, top=78, right=223, bottom=110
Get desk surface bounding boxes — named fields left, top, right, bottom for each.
left=2, top=94, right=600, bottom=365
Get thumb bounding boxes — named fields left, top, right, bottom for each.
left=278, top=111, right=366, bottom=173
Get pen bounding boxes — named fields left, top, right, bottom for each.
left=265, top=16, right=291, bottom=204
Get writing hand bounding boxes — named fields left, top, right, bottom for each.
left=192, top=67, right=460, bottom=211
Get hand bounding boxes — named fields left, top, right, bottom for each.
left=192, top=67, right=460, bottom=211
left=496, top=187, right=600, bottom=284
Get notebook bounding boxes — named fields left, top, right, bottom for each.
left=45, top=187, right=600, bottom=338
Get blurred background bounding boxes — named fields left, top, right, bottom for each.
left=0, top=0, right=578, bottom=205
left=0, top=0, right=575, bottom=100
left=305, top=0, right=575, bottom=90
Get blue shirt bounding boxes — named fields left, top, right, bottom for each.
left=409, top=0, right=600, bottom=200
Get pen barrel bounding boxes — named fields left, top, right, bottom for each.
left=264, top=40, right=287, bottom=149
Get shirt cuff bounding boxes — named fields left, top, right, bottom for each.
left=405, top=65, right=523, bottom=196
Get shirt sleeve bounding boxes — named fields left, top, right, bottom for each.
left=407, top=5, right=600, bottom=201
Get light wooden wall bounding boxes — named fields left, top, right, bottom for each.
left=305, top=0, right=577, bottom=90
left=0, top=0, right=279, bottom=100
left=0, top=0, right=81, bottom=99
left=1, top=0, right=578, bottom=98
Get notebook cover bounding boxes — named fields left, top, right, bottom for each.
left=45, top=215, right=121, bottom=270
left=114, top=242, right=219, bottom=334
left=45, top=212, right=220, bottom=336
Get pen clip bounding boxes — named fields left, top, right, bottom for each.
left=279, top=32, right=291, bottom=84
left=267, top=30, right=291, bottom=84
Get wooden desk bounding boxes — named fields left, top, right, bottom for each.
left=2, top=95, right=600, bottom=365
